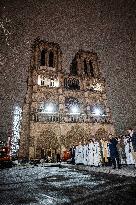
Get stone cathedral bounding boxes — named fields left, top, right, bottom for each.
left=19, top=39, right=115, bottom=160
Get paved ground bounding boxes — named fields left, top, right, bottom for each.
left=0, top=163, right=136, bottom=205
left=64, top=163, right=136, bottom=177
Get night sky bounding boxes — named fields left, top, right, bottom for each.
left=0, top=0, right=136, bottom=137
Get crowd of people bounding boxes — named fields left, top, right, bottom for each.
left=70, top=128, right=136, bottom=169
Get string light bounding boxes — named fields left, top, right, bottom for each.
left=11, top=105, right=22, bottom=157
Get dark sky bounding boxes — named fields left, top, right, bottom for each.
left=0, top=0, right=136, bottom=137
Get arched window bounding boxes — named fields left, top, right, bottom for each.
left=72, top=79, right=80, bottom=90
left=70, top=57, right=78, bottom=75
left=65, top=97, right=80, bottom=109
left=89, top=60, right=94, bottom=77
left=40, top=49, right=46, bottom=66
left=84, top=59, right=88, bottom=75
left=49, top=51, right=54, bottom=67
left=68, top=79, right=72, bottom=89
left=65, top=97, right=80, bottom=118
left=64, top=78, right=80, bottom=90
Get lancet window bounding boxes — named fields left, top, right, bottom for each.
left=40, top=49, right=46, bottom=66
left=64, top=78, right=80, bottom=90
left=70, top=57, right=78, bottom=75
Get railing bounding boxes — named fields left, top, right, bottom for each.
left=31, top=112, right=112, bottom=124
left=38, top=66, right=56, bottom=71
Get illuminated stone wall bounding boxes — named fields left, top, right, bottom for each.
left=19, top=39, right=115, bottom=159
left=28, top=122, right=114, bottom=159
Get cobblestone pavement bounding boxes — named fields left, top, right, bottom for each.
left=0, top=163, right=136, bottom=205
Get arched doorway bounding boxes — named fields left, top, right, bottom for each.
left=36, top=130, right=60, bottom=162
left=60, top=125, right=88, bottom=161
left=95, top=127, right=108, bottom=140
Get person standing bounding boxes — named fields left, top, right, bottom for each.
left=87, top=139, right=94, bottom=166
left=93, top=138, right=101, bottom=167
left=70, top=145, right=76, bottom=164
left=56, top=153, right=61, bottom=163
left=127, top=128, right=136, bottom=168
left=75, top=142, right=83, bottom=165
left=83, top=142, right=88, bottom=165
left=109, top=135, right=121, bottom=169
left=124, top=135, right=134, bottom=165
left=117, top=136, right=126, bottom=165
left=100, top=138, right=109, bottom=166
left=107, top=139, right=112, bottom=166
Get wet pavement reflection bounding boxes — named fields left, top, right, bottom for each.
left=0, top=164, right=136, bottom=205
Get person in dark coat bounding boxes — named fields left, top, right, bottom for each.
left=109, top=135, right=121, bottom=169
left=70, top=145, right=76, bottom=164
left=57, top=153, right=61, bottom=163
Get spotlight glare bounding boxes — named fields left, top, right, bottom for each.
left=70, top=105, right=80, bottom=114
left=93, top=108, right=102, bottom=116
left=45, top=104, right=54, bottom=113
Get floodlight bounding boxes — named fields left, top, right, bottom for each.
left=45, top=104, right=54, bottom=113
left=70, top=105, right=80, bottom=114
left=93, top=108, right=102, bottom=116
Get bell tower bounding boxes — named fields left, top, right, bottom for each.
left=19, top=39, right=63, bottom=159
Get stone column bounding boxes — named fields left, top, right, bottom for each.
left=18, top=70, right=33, bottom=159
left=53, top=50, right=57, bottom=69
left=46, top=52, right=49, bottom=67
left=35, top=47, right=40, bottom=68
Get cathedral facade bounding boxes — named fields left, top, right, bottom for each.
left=19, top=39, right=115, bottom=160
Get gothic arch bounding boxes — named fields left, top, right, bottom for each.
left=35, top=129, right=60, bottom=159
left=95, top=127, right=108, bottom=140
left=60, top=125, right=88, bottom=148
left=37, top=129, right=60, bottom=150
left=65, top=96, right=80, bottom=109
